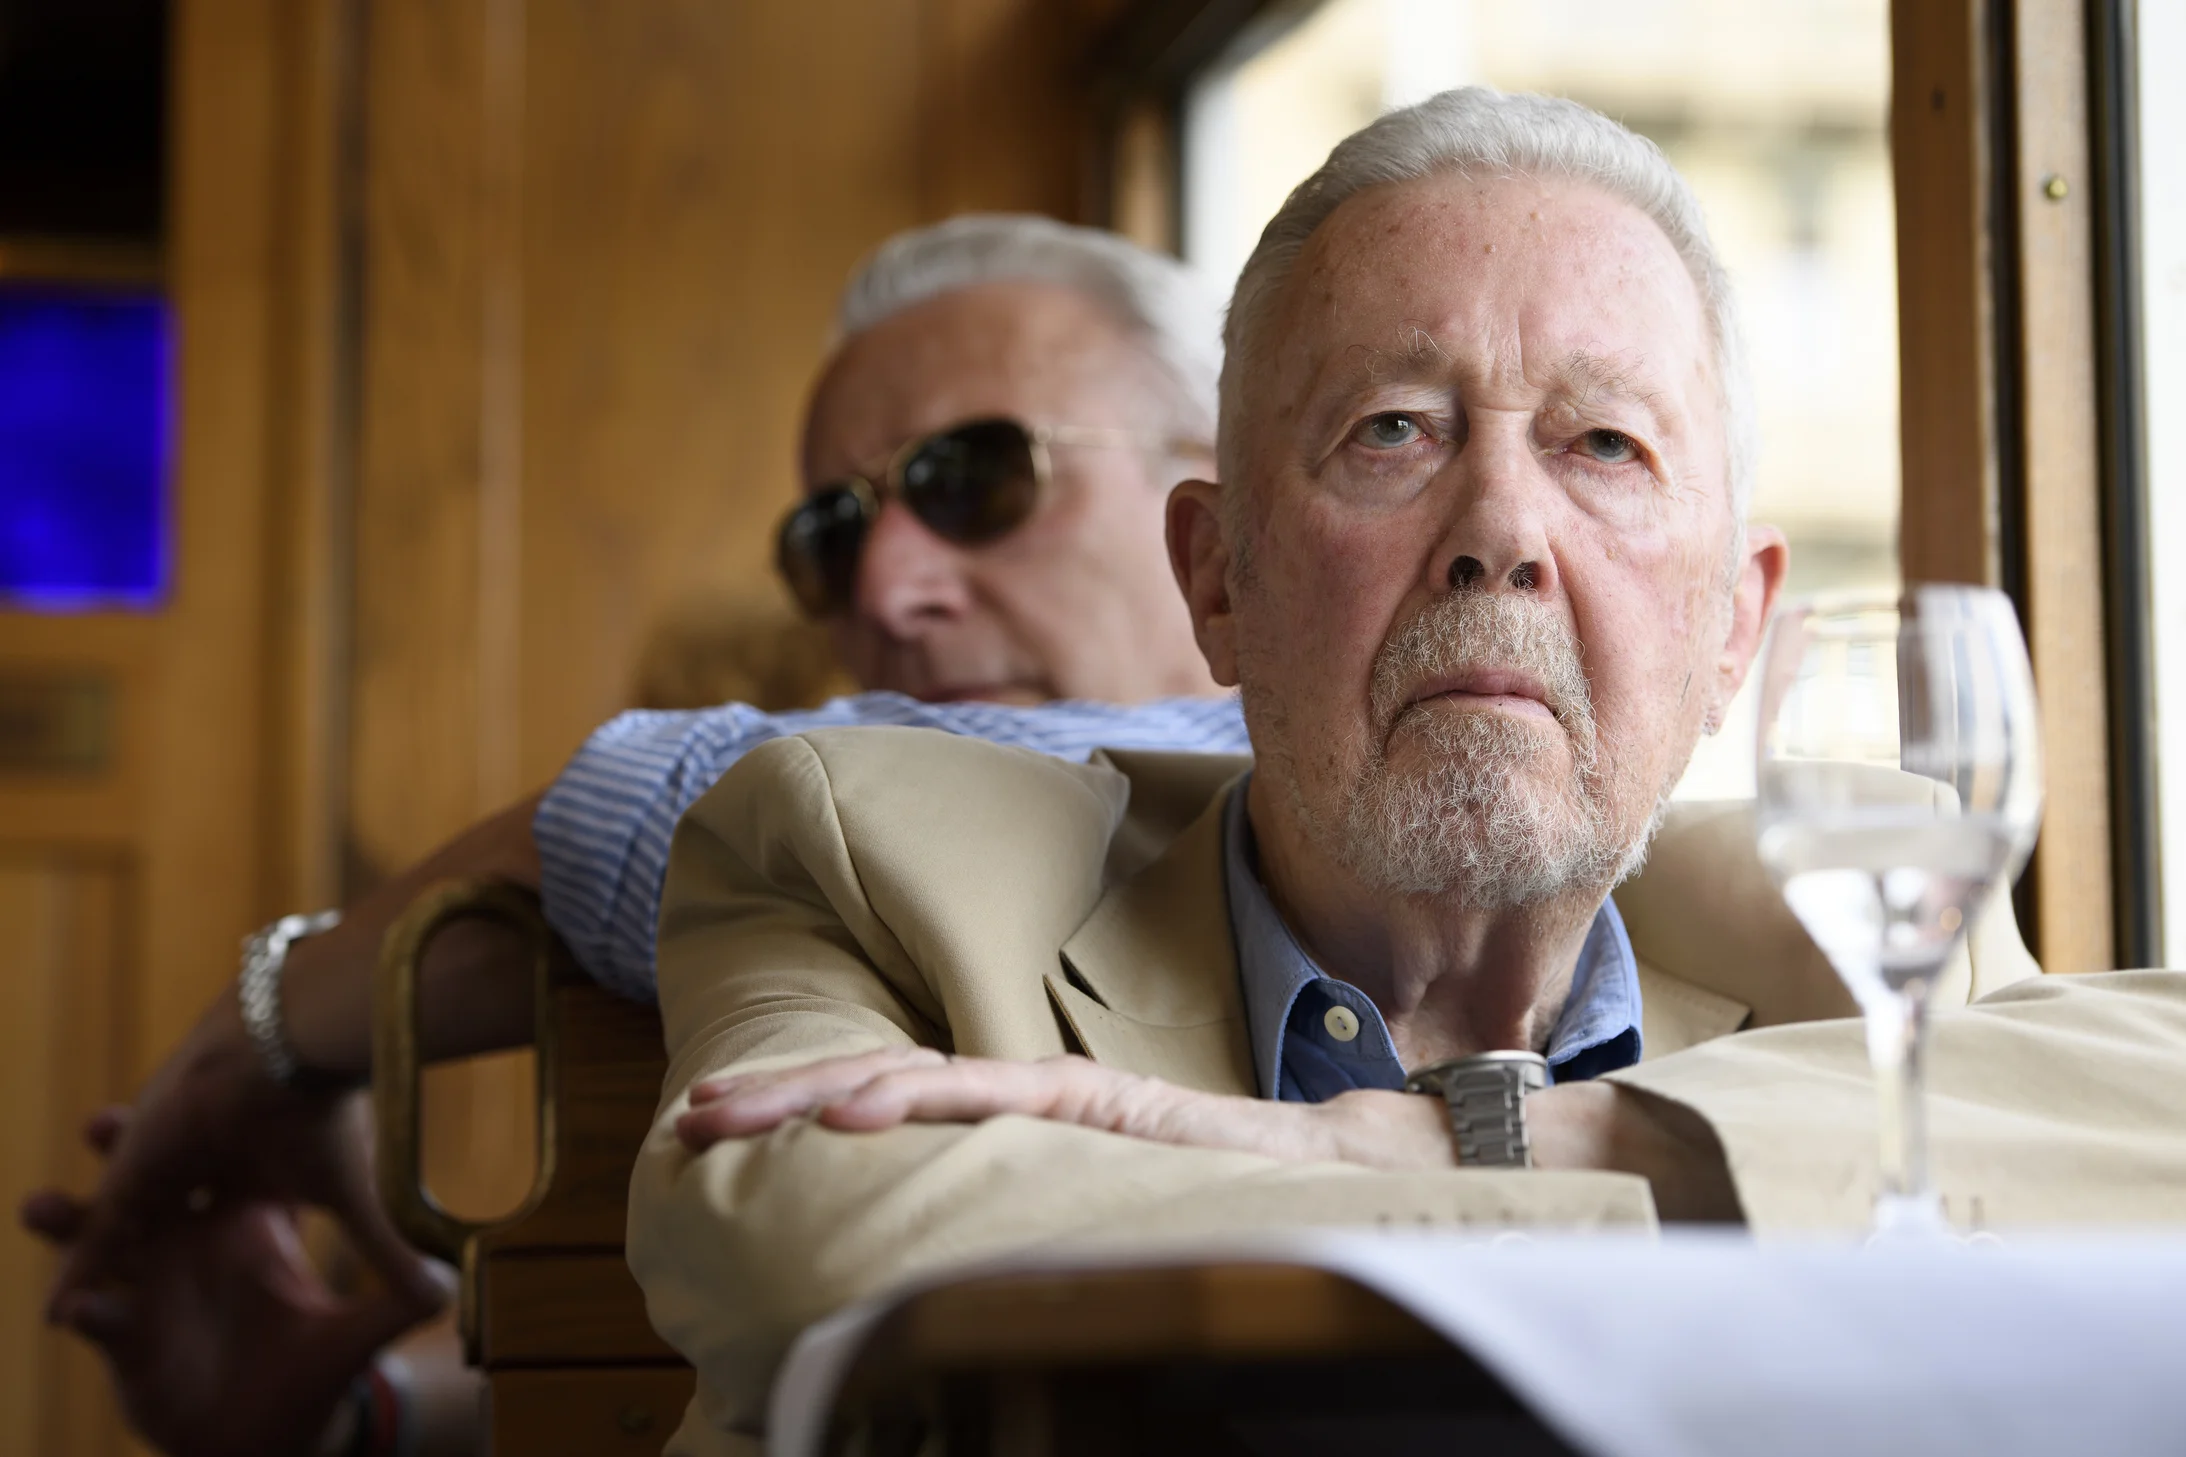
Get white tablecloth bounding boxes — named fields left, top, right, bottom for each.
left=769, top=1230, right=2186, bottom=1457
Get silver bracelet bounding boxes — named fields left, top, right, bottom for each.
left=1404, top=1050, right=1550, bottom=1168
left=237, top=909, right=342, bottom=1084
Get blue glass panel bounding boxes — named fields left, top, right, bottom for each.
left=0, top=284, right=173, bottom=609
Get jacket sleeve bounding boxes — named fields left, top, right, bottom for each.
left=1607, top=970, right=2186, bottom=1232
left=625, top=735, right=1655, bottom=1448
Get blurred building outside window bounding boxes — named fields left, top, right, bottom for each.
left=1182, top=0, right=1901, bottom=800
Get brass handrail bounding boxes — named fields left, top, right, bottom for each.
left=372, top=878, right=563, bottom=1279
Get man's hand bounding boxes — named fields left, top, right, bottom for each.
left=21, top=1104, right=449, bottom=1457
left=21, top=990, right=453, bottom=1453
left=36, top=990, right=447, bottom=1316
left=676, top=1047, right=1455, bottom=1169
left=676, top=1047, right=1745, bottom=1221
left=16, top=794, right=547, bottom=1454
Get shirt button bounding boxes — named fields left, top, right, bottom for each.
left=1323, top=1004, right=1360, bottom=1042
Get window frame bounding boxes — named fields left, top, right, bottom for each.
left=1894, top=0, right=2149, bottom=973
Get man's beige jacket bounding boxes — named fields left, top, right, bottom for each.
left=630, top=727, right=2186, bottom=1456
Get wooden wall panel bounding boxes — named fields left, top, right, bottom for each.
left=2008, top=0, right=2111, bottom=974
left=348, top=0, right=537, bottom=1216
left=261, top=0, right=364, bottom=916
left=509, top=0, right=1101, bottom=787
left=352, top=0, right=1108, bottom=850
left=1892, top=0, right=2000, bottom=588
left=0, top=860, right=132, bottom=1457
left=0, top=620, right=157, bottom=850
left=1110, top=99, right=1179, bottom=254
left=140, top=0, right=285, bottom=1067
left=512, top=0, right=929, bottom=787
left=351, top=0, right=503, bottom=877
left=347, top=0, right=1109, bottom=1217
left=919, top=0, right=1091, bottom=220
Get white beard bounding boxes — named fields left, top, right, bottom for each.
left=1321, top=589, right=1647, bottom=907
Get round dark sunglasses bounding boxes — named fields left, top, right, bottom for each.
left=776, top=416, right=1198, bottom=617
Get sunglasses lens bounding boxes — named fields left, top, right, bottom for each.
left=777, top=485, right=870, bottom=615
left=899, top=418, right=1040, bottom=545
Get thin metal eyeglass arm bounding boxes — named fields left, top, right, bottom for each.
left=1039, top=423, right=1214, bottom=458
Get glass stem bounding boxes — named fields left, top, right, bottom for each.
left=1865, top=975, right=1938, bottom=1221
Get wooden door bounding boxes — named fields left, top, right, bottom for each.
left=0, top=1, right=354, bottom=1449
left=0, top=855, right=133, bottom=1456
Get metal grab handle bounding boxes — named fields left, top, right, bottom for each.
left=373, top=878, right=563, bottom=1268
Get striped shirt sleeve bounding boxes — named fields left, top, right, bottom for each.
left=532, top=691, right=1251, bottom=1003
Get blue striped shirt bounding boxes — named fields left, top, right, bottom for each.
left=533, top=691, right=1252, bottom=1002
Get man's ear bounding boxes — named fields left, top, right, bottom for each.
left=1709, top=523, right=1790, bottom=726
left=1166, top=478, right=1241, bottom=688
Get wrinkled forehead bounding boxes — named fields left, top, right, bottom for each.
left=1256, top=171, right=1712, bottom=415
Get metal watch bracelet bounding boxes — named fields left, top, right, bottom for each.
left=237, top=909, right=342, bottom=1085
left=1403, top=1049, right=1550, bottom=1168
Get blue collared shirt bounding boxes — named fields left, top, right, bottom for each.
left=1221, top=779, right=1643, bottom=1100
left=534, top=691, right=1252, bottom=1001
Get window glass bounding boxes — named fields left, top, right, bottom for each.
left=1182, top=0, right=1900, bottom=798
left=0, top=283, right=173, bottom=609
left=2137, top=0, right=2186, bottom=962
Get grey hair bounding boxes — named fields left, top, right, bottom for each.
left=838, top=213, right=1223, bottom=440
left=1220, top=87, right=1754, bottom=517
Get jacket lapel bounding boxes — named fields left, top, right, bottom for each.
left=1045, top=761, right=1853, bottom=1085
left=1635, top=959, right=1750, bottom=1059
left=1052, top=775, right=1258, bottom=1096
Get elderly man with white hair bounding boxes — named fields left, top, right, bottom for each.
left=641, top=89, right=2186, bottom=1455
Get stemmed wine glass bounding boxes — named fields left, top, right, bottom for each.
left=1753, top=586, right=2043, bottom=1234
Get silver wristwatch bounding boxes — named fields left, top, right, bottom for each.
left=1404, top=1050, right=1550, bottom=1168
left=237, top=910, right=342, bottom=1084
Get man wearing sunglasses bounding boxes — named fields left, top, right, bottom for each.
left=25, top=214, right=1256, bottom=1457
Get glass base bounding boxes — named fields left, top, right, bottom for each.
left=1869, top=1191, right=1952, bottom=1242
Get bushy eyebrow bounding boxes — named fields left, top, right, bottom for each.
left=1540, top=350, right=1669, bottom=421
left=1327, top=326, right=1453, bottom=394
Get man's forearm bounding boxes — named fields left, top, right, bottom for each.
left=281, top=794, right=548, bottom=1078
left=1605, top=971, right=2186, bottom=1231
left=632, top=1092, right=1655, bottom=1434
left=683, top=1051, right=1745, bottom=1224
